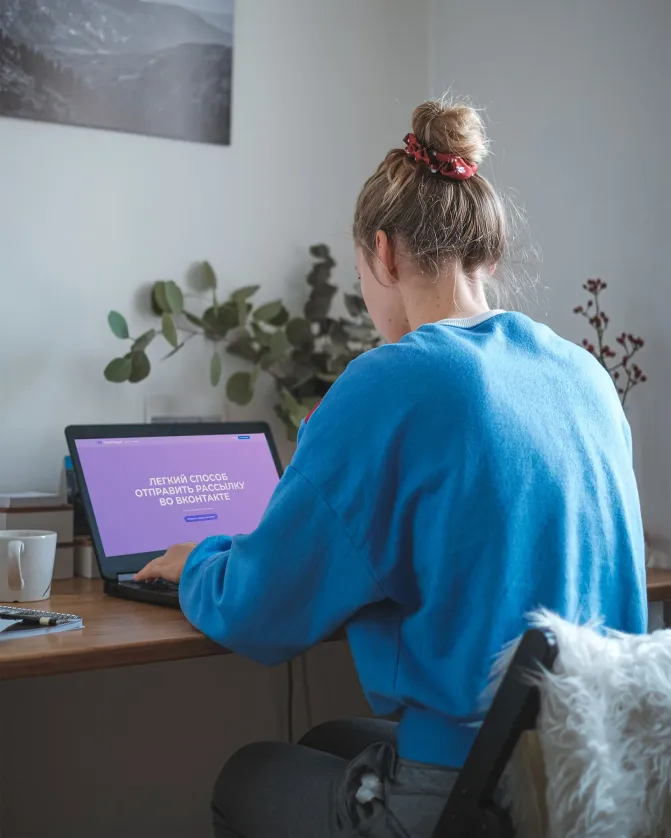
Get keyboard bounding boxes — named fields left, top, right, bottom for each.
left=104, top=578, right=180, bottom=609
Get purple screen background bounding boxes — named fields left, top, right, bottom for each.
left=76, top=434, right=280, bottom=557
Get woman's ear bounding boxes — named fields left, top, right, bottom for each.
left=375, top=230, right=398, bottom=282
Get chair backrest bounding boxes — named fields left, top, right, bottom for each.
left=431, top=628, right=558, bottom=838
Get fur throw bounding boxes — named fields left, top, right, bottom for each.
left=500, top=611, right=671, bottom=838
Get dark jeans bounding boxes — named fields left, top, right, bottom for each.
left=212, top=718, right=457, bottom=838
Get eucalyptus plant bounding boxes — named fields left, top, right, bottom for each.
left=104, top=244, right=380, bottom=439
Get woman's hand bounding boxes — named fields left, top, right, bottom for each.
left=134, top=542, right=197, bottom=584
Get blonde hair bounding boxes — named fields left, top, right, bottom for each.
left=353, top=97, right=508, bottom=280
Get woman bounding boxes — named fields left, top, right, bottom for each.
left=137, top=98, right=647, bottom=837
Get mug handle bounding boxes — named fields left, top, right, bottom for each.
left=7, top=541, right=25, bottom=592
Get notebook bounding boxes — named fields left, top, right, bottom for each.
left=0, top=606, right=83, bottom=641
left=0, top=491, right=64, bottom=509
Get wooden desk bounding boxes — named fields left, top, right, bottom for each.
left=1, top=570, right=670, bottom=682
left=0, top=579, right=225, bottom=681
left=645, top=568, right=671, bottom=603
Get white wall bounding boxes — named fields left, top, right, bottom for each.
left=0, top=0, right=428, bottom=486
left=429, top=0, right=671, bottom=538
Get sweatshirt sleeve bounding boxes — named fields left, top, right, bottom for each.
left=178, top=465, right=386, bottom=665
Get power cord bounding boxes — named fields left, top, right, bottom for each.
left=300, top=652, right=314, bottom=731
left=286, top=659, right=295, bottom=742
left=286, top=654, right=314, bottom=743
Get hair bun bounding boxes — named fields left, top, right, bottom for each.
left=411, top=98, right=488, bottom=165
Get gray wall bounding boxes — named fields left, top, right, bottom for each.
left=429, top=0, right=671, bottom=539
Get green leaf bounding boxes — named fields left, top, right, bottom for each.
left=344, top=293, right=366, bottom=318
left=274, top=406, right=299, bottom=442
left=231, top=285, right=260, bottom=303
left=286, top=318, right=313, bottom=348
left=273, top=355, right=301, bottom=381
left=152, top=281, right=170, bottom=314
left=267, top=305, right=289, bottom=327
left=304, top=285, right=337, bottom=321
left=280, top=387, right=311, bottom=427
left=313, top=282, right=339, bottom=300
left=309, top=244, right=332, bottom=260
left=108, top=311, right=129, bottom=340
left=251, top=322, right=273, bottom=347
left=258, top=348, right=273, bottom=371
left=310, top=351, right=330, bottom=375
left=236, top=297, right=249, bottom=327
left=226, top=371, right=254, bottom=406
left=165, top=281, right=184, bottom=315
left=253, top=300, right=284, bottom=323
left=162, top=313, right=179, bottom=348
left=203, top=303, right=238, bottom=338
left=129, top=350, right=151, bottom=383
left=324, top=337, right=345, bottom=358
left=280, top=387, right=301, bottom=414
left=330, top=354, right=351, bottom=375
left=231, top=288, right=258, bottom=328
left=104, top=356, right=132, bottom=383
left=202, top=261, right=217, bottom=290
left=268, top=329, right=290, bottom=362
left=227, top=337, right=259, bottom=363
left=132, top=329, right=156, bottom=353
left=286, top=358, right=316, bottom=388
left=345, top=323, right=377, bottom=341
left=329, top=321, right=349, bottom=346
left=183, top=311, right=204, bottom=328
left=226, top=301, right=244, bottom=328
left=306, top=263, right=332, bottom=288
left=210, top=352, right=222, bottom=386
left=202, top=308, right=219, bottom=337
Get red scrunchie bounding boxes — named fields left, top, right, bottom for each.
left=403, top=133, right=478, bottom=181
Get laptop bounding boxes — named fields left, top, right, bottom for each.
left=65, top=423, right=283, bottom=608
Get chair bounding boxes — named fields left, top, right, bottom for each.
left=431, top=628, right=558, bottom=838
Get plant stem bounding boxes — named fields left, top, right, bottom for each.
left=161, top=332, right=197, bottom=360
left=593, top=289, right=606, bottom=364
left=577, top=287, right=645, bottom=408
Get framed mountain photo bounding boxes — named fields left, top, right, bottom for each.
left=0, top=0, right=234, bottom=145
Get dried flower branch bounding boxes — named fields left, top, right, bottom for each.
left=573, top=278, right=647, bottom=407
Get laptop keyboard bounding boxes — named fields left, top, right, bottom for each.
left=123, top=578, right=179, bottom=593
left=104, top=577, right=181, bottom=609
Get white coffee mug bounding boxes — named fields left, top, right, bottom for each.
left=0, top=530, right=57, bottom=602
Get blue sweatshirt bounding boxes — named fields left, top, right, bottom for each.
left=180, top=311, right=647, bottom=768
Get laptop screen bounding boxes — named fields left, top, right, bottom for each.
left=75, top=433, right=280, bottom=558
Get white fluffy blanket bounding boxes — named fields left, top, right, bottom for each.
left=501, top=611, right=671, bottom=838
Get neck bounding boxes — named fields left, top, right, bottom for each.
left=400, top=265, right=491, bottom=332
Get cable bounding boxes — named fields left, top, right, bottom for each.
left=300, top=652, right=314, bottom=731
left=286, top=655, right=314, bottom=743
left=286, top=659, right=295, bottom=743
